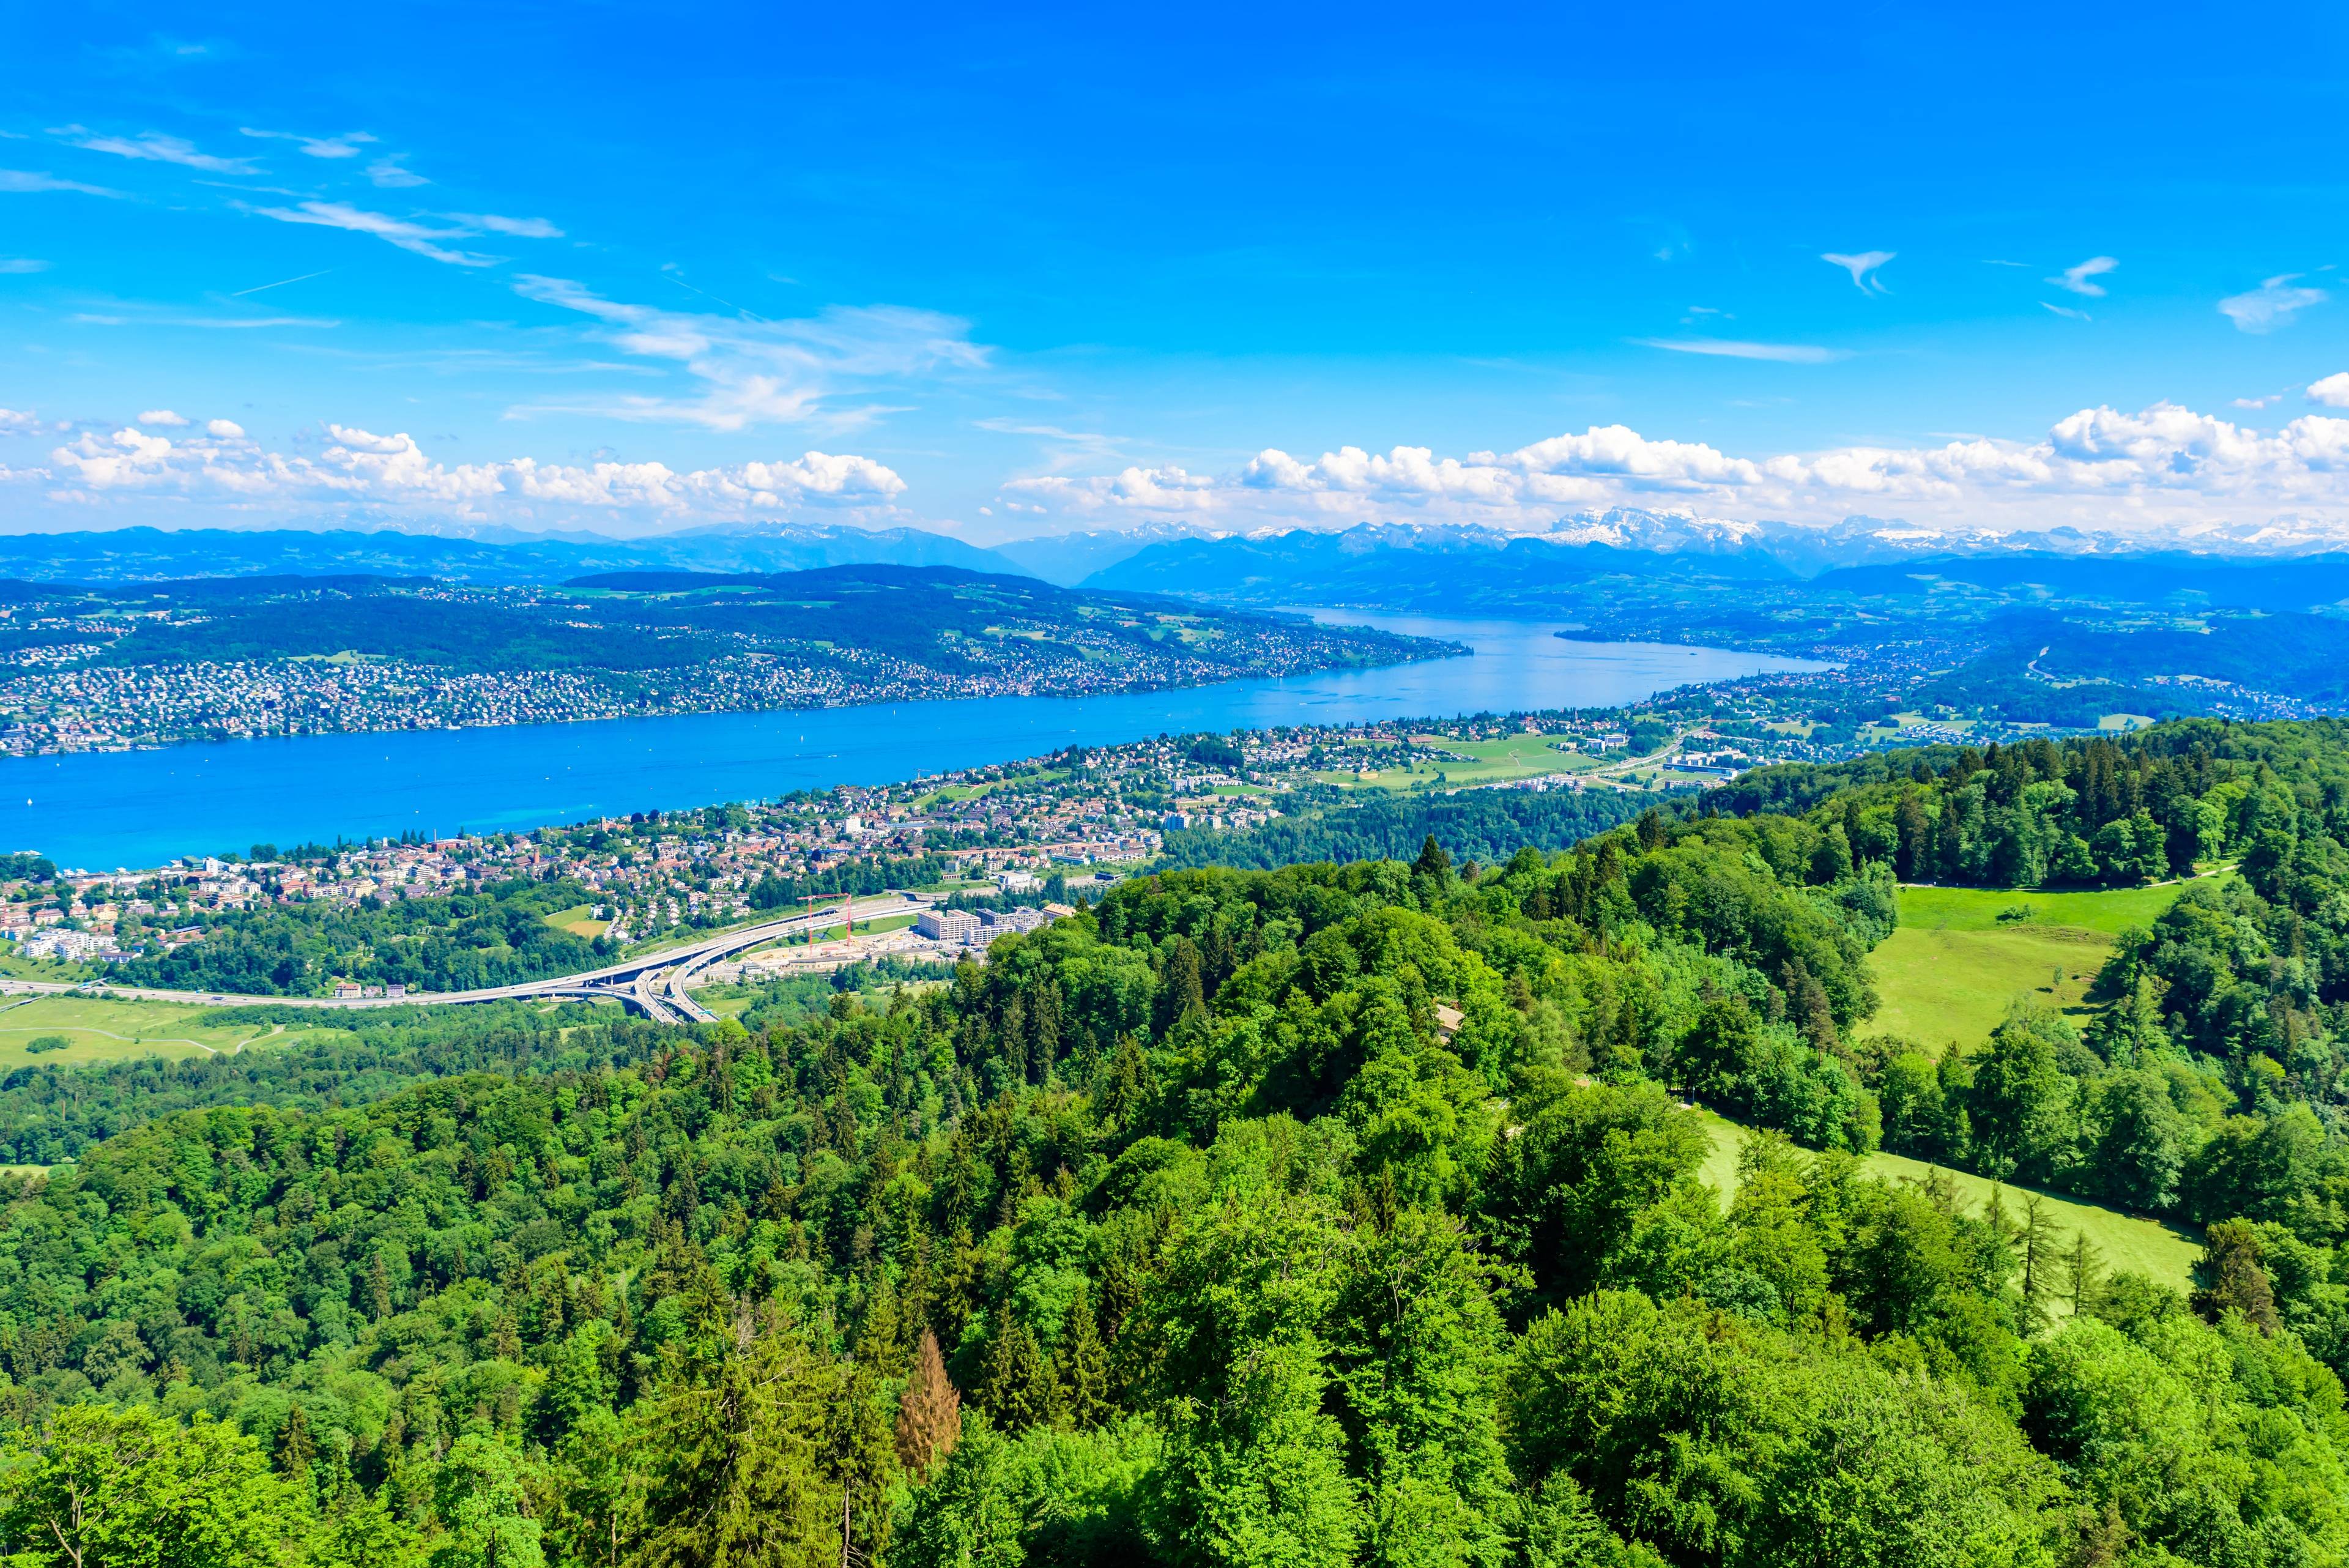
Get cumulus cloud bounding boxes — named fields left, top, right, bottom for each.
left=56, top=127, right=257, bottom=174
left=1633, top=338, right=1842, bottom=363
left=0, top=409, right=36, bottom=436
left=137, top=409, right=188, bottom=426
left=1003, top=399, right=2349, bottom=535
left=2220, top=275, right=2328, bottom=334
left=1822, top=251, right=1894, bottom=293
left=510, top=275, right=988, bottom=431
left=2311, top=373, right=2349, bottom=409
left=13, top=422, right=904, bottom=529
left=2049, top=256, right=2118, bottom=297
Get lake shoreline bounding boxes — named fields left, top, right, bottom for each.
left=10, top=615, right=1822, bottom=871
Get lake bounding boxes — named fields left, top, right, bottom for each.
left=6, top=612, right=1822, bottom=871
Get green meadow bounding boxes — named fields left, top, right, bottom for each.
left=0, top=994, right=349, bottom=1068
left=1696, top=1108, right=2200, bottom=1309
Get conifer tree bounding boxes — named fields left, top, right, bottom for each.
left=894, top=1329, right=962, bottom=1477
left=979, top=1299, right=1059, bottom=1432
left=276, top=1402, right=316, bottom=1483
left=2061, top=1228, right=2106, bottom=1318
left=634, top=1304, right=841, bottom=1568
left=1059, top=1290, right=1112, bottom=1430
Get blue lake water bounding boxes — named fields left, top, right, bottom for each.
left=5, top=612, right=1822, bottom=871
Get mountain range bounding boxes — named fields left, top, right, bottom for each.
left=12, top=510, right=2349, bottom=598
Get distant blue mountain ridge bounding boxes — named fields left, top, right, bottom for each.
left=7, top=515, right=2349, bottom=609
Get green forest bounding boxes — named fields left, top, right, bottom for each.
left=110, top=875, right=610, bottom=997
left=15, top=720, right=2349, bottom=1564
left=74, top=568, right=1443, bottom=683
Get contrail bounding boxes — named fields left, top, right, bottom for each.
left=231, top=267, right=334, bottom=298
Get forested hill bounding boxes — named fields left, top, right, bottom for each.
left=15, top=748, right=2349, bottom=1564
left=79, top=567, right=1444, bottom=680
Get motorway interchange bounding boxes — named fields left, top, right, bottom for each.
left=0, top=891, right=929, bottom=1025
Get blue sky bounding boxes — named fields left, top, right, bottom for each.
left=2, top=0, right=2347, bottom=542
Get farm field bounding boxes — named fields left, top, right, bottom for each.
left=1696, top=1109, right=2199, bottom=1310
left=0, top=994, right=352, bottom=1068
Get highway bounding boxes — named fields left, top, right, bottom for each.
left=0, top=891, right=928, bottom=1024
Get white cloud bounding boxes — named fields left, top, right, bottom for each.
left=2043, top=302, right=2092, bottom=321
left=56, top=127, right=257, bottom=174
left=2310, top=374, right=2349, bottom=409
left=250, top=201, right=500, bottom=267
left=443, top=212, right=562, bottom=238
left=1634, top=337, right=1842, bottom=363
left=138, top=409, right=188, bottom=426
left=366, top=156, right=427, bottom=188
left=239, top=127, right=376, bottom=159
left=76, top=311, right=339, bottom=330
left=2048, top=256, right=2118, bottom=297
left=2219, top=275, right=2328, bottom=335
left=0, top=259, right=47, bottom=273
left=1004, top=398, right=2349, bottom=535
left=18, top=423, right=904, bottom=529
left=1821, top=250, right=1894, bottom=293
left=510, top=275, right=988, bottom=431
left=0, top=409, right=35, bottom=436
left=0, top=168, right=124, bottom=197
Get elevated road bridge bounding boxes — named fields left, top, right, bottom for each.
left=0, top=891, right=927, bottom=1022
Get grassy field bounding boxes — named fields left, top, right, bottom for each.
left=1868, top=876, right=2213, bottom=1053
left=1898, top=879, right=2208, bottom=935
left=1310, top=732, right=1607, bottom=791
left=543, top=903, right=612, bottom=939
left=1695, top=1109, right=2199, bottom=1309
left=0, top=994, right=352, bottom=1068
left=1869, top=925, right=2109, bottom=1049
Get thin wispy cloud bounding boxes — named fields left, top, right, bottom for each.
left=229, top=267, right=333, bottom=298
left=248, top=203, right=563, bottom=266
left=55, top=126, right=258, bottom=174
left=1633, top=337, right=1842, bottom=363
left=77, top=310, right=340, bottom=329
left=977, top=417, right=1126, bottom=471
left=366, top=156, right=428, bottom=188
left=1821, top=250, right=1894, bottom=293
left=510, top=274, right=990, bottom=431
left=2043, top=302, right=2091, bottom=321
left=2218, top=274, right=2327, bottom=334
left=444, top=212, right=563, bottom=239
left=2047, top=256, right=2118, bottom=297
left=0, top=168, right=124, bottom=197
left=250, top=201, right=501, bottom=266
left=239, top=127, right=376, bottom=159
left=0, top=259, right=48, bottom=273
